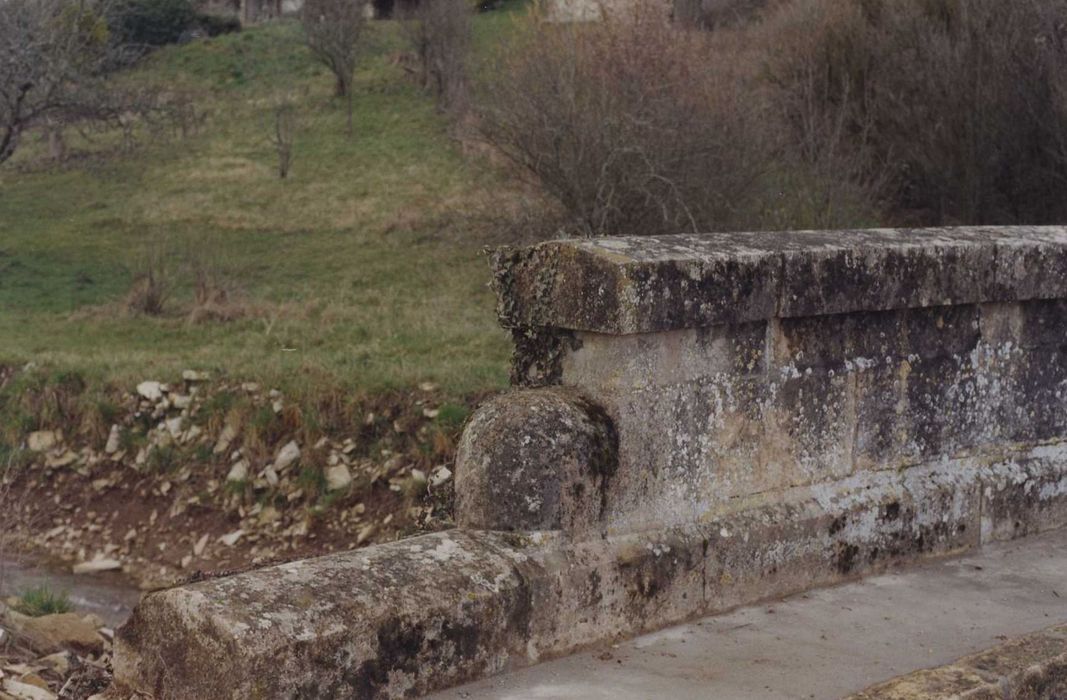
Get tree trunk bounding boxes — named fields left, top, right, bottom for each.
left=346, top=89, right=354, bottom=138
left=0, top=123, right=22, bottom=166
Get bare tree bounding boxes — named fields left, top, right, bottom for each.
left=402, top=0, right=472, bottom=113
left=301, top=0, right=368, bottom=136
left=0, top=0, right=116, bottom=164
left=267, top=94, right=300, bottom=179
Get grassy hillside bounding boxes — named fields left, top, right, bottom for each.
left=0, top=11, right=526, bottom=402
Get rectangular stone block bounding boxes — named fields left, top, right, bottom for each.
left=981, top=448, right=1067, bottom=543
left=778, top=229, right=997, bottom=319
left=113, top=531, right=534, bottom=699
left=493, top=227, right=1067, bottom=337
left=994, top=228, right=1067, bottom=300
left=561, top=323, right=766, bottom=391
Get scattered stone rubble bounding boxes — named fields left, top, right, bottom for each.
left=0, top=601, right=111, bottom=700
left=4, top=370, right=461, bottom=590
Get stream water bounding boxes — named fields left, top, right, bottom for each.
left=0, top=558, right=140, bottom=628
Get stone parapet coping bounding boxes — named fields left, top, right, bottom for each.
left=491, top=227, right=1067, bottom=334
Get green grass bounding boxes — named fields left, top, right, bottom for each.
left=14, top=586, right=74, bottom=617
left=0, top=14, right=521, bottom=399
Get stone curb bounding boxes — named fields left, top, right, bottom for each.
left=850, top=624, right=1067, bottom=699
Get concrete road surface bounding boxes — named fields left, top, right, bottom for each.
left=431, top=528, right=1067, bottom=700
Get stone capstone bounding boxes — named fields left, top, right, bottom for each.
left=490, top=227, right=1067, bottom=336
left=455, top=388, right=618, bottom=533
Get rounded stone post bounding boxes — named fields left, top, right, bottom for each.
left=455, top=388, right=618, bottom=533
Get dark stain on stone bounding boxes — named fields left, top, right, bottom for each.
left=572, top=393, right=620, bottom=517
left=344, top=617, right=427, bottom=697
left=441, top=618, right=484, bottom=663
left=506, top=573, right=534, bottom=640
left=509, top=328, right=581, bottom=388
left=835, top=542, right=861, bottom=574
left=883, top=501, right=901, bottom=521
left=585, top=569, right=604, bottom=608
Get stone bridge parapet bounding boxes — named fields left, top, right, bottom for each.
left=113, top=227, right=1067, bottom=698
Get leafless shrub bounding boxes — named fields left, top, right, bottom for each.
left=183, top=232, right=249, bottom=323
left=762, top=0, right=1067, bottom=226
left=402, top=0, right=472, bottom=113
left=475, top=5, right=770, bottom=238
left=266, top=93, right=301, bottom=179
left=169, top=93, right=209, bottom=139
left=126, top=233, right=172, bottom=316
left=460, top=187, right=572, bottom=245
left=744, top=2, right=884, bottom=229
left=302, top=0, right=368, bottom=135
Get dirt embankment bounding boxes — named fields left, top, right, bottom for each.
left=1, top=366, right=489, bottom=591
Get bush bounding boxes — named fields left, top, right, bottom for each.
left=475, top=6, right=770, bottom=238
left=126, top=232, right=172, bottom=316
left=110, top=0, right=197, bottom=47
left=196, top=12, right=241, bottom=37
left=762, top=0, right=1067, bottom=226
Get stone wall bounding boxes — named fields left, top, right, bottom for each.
left=113, top=227, right=1067, bottom=699
left=540, top=0, right=671, bottom=22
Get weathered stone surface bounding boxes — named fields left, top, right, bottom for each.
left=114, top=530, right=536, bottom=699
left=492, top=227, right=1067, bottom=335
left=530, top=297, right=1067, bottom=534
left=981, top=445, right=1067, bottom=543
left=455, top=388, right=617, bottom=533
left=851, top=624, right=1067, bottom=699
left=18, top=613, right=104, bottom=655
